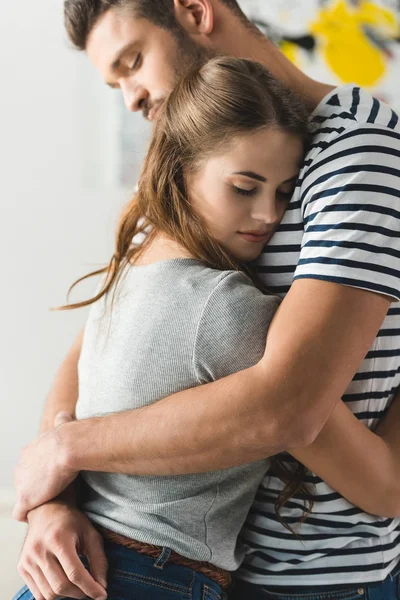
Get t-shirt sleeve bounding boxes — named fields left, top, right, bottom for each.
left=293, top=124, right=400, bottom=301
left=193, top=272, right=281, bottom=384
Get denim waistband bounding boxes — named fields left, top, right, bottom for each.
left=100, top=527, right=232, bottom=590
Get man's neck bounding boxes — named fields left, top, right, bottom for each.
left=214, top=20, right=334, bottom=112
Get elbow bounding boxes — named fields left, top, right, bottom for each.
left=382, top=507, right=400, bottom=519
left=280, top=412, right=324, bottom=451
left=265, top=415, right=319, bottom=455
left=373, top=459, right=400, bottom=518
left=360, top=500, right=400, bottom=520
left=252, top=363, right=338, bottom=453
left=377, top=485, right=400, bottom=519
left=267, top=389, right=339, bottom=453
left=357, top=478, right=400, bottom=519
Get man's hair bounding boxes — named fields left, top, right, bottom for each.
left=64, top=0, right=248, bottom=50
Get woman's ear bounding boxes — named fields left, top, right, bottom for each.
left=173, top=0, right=214, bottom=36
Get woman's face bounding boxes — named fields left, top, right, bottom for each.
left=187, top=128, right=305, bottom=262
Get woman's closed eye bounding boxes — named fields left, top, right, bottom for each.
left=233, top=185, right=257, bottom=198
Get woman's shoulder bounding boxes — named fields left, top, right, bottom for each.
left=193, top=270, right=281, bottom=383
left=126, top=258, right=251, bottom=299
left=130, top=259, right=280, bottom=312
left=200, top=268, right=281, bottom=313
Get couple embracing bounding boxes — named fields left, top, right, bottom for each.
left=13, top=1, right=400, bottom=600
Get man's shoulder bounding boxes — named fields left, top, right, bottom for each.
left=312, top=84, right=399, bottom=133
left=300, top=85, right=400, bottom=184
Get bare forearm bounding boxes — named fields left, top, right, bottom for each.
left=26, top=485, right=78, bottom=526
left=32, top=332, right=83, bottom=515
left=62, top=363, right=305, bottom=476
left=60, top=282, right=389, bottom=477
left=59, top=306, right=381, bottom=477
left=39, top=329, right=83, bottom=434
left=291, top=401, right=400, bottom=517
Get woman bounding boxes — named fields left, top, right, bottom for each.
left=13, top=57, right=400, bottom=600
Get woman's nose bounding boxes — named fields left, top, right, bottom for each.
left=251, top=199, right=280, bottom=226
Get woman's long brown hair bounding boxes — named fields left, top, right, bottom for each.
left=61, top=56, right=314, bottom=532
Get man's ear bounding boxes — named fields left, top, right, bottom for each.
left=173, top=0, right=214, bottom=35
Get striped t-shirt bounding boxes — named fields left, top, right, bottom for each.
left=238, top=85, right=400, bottom=586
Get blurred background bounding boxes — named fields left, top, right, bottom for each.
left=1, top=0, right=399, bottom=596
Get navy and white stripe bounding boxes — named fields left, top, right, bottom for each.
left=239, top=85, right=400, bottom=586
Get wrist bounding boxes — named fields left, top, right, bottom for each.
left=57, top=420, right=86, bottom=472
left=26, top=496, right=76, bottom=525
left=58, top=417, right=105, bottom=472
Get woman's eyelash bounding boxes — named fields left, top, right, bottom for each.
left=234, top=186, right=257, bottom=197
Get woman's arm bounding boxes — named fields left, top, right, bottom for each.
left=39, top=328, right=84, bottom=433
left=290, top=391, right=400, bottom=517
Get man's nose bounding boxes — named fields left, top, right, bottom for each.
left=121, top=82, right=149, bottom=113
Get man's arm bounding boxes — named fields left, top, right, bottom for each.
left=30, top=329, right=83, bottom=511
left=60, top=280, right=390, bottom=474
left=16, top=333, right=109, bottom=599
left=13, top=280, right=391, bottom=517
left=17, top=411, right=108, bottom=600
left=21, top=330, right=83, bottom=515
left=39, top=328, right=83, bottom=433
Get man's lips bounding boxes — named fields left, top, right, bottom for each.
left=238, top=231, right=271, bottom=243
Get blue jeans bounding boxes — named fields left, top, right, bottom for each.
left=12, top=541, right=226, bottom=600
left=229, top=563, right=400, bottom=600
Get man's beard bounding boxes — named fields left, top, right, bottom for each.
left=144, top=31, right=215, bottom=120
left=173, top=29, right=215, bottom=80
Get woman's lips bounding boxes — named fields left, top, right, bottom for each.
left=238, top=231, right=271, bottom=243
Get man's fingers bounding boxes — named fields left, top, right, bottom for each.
left=25, top=566, right=54, bottom=600
left=57, top=545, right=107, bottom=599
left=12, top=503, right=28, bottom=523
left=18, top=569, right=44, bottom=600
left=85, top=532, right=109, bottom=590
left=54, top=411, right=75, bottom=427
left=40, top=555, right=86, bottom=600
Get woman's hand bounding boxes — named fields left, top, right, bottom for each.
left=18, top=500, right=108, bottom=600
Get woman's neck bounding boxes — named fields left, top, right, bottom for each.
left=134, top=233, right=195, bottom=266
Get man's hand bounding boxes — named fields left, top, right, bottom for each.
left=18, top=501, right=108, bottom=600
left=17, top=412, right=108, bottom=600
left=13, top=419, right=79, bottom=522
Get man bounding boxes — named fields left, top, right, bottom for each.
left=13, top=1, right=400, bottom=599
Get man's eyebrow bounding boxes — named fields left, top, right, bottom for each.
left=233, top=171, right=267, bottom=183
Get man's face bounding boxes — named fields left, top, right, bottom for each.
left=87, top=9, right=212, bottom=121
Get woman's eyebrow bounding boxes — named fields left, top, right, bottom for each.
left=233, top=171, right=267, bottom=183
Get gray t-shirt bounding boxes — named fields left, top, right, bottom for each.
left=76, top=258, right=280, bottom=571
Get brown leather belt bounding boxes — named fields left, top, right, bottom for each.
left=99, top=526, right=232, bottom=591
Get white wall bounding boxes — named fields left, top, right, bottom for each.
left=0, top=0, right=129, bottom=495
